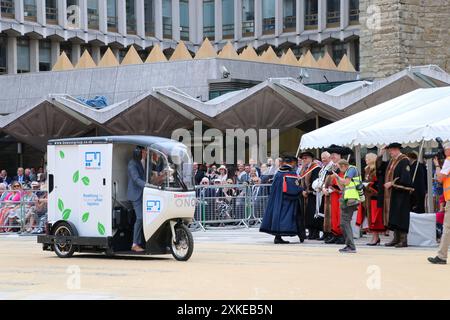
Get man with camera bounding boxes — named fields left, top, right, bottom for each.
left=428, top=142, right=450, bottom=264
left=333, top=159, right=363, bottom=253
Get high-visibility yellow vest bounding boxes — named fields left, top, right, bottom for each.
left=443, top=157, right=450, bottom=201
left=343, top=165, right=362, bottom=201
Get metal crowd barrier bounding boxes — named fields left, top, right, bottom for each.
left=192, top=184, right=271, bottom=230
left=0, top=189, right=48, bottom=234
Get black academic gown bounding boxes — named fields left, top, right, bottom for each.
left=388, top=158, right=413, bottom=233
left=410, top=161, right=427, bottom=213
left=301, top=166, right=322, bottom=231
left=260, top=165, right=302, bottom=236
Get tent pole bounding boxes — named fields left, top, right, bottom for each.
left=355, top=145, right=362, bottom=173
left=425, top=142, right=434, bottom=212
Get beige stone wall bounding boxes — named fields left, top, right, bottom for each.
left=360, top=0, right=450, bottom=78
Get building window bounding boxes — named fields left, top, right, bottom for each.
left=17, top=38, right=30, bottom=74
left=222, top=0, right=234, bottom=39
left=145, top=0, right=155, bottom=36
left=349, top=0, right=359, bottom=25
left=332, top=42, right=346, bottom=65
left=126, top=0, right=136, bottom=34
left=88, top=0, right=99, bottom=30
left=107, top=0, right=118, bottom=32
left=180, top=0, right=189, bottom=40
left=326, top=0, right=340, bottom=27
left=242, top=0, right=254, bottom=37
left=162, top=0, right=172, bottom=39
left=0, top=35, right=6, bottom=74
left=354, top=38, right=359, bottom=70
left=304, top=0, right=318, bottom=30
left=46, top=0, right=58, bottom=23
left=262, top=0, right=275, bottom=35
left=1, top=0, right=15, bottom=18
left=283, top=0, right=296, bottom=32
left=39, top=40, right=52, bottom=71
left=24, top=0, right=37, bottom=21
left=203, top=0, right=215, bottom=40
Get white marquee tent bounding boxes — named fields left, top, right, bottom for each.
left=299, top=87, right=450, bottom=150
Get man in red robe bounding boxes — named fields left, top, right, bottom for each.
left=322, top=145, right=352, bottom=244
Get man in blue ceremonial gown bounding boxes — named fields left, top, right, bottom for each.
left=260, top=154, right=305, bottom=244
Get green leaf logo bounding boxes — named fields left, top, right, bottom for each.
left=58, top=198, right=64, bottom=212
left=81, top=176, right=90, bottom=186
left=97, top=222, right=105, bottom=235
left=82, top=212, right=89, bottom=223
left=62, top=209, right=71, bottom=220
left=59, top=150, right=65, bottom=159
left=73, top=170, right=80, bottom=183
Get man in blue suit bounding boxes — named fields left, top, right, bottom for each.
left=127, top=146, right=148, bottom=252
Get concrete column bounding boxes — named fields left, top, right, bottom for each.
left=79, top=0, right=88, bottom=31
left=346, top=40, right=356, bottom=65
left=318, top=0, right=326, bottom=31
left=172, top=0, right=180, bottom=41
left=58, top=0, right=67, bottom=28
left=324, top=43, right=332, bottom=55
left=136, top=0, right=145, bottom=37
left=215, top=0, right=222, bottom=41
left=254, top=0, right=262, bottom=38
left=37, top=0, right=46, bottom=25
left=155, top=0, right=163, bottom=40
left=188, top=0, right=196, bottom=42
left=91, top=45, right=101, bottom=63
left=117, top=0, right=127, bottom=35
left=15, top=0, right=24, bottom=23
left=196, top=0, right=203, bottom=43
left=71, top=42, right=81, bottom=65
left=111, top=47, right=119, bottom=60
left=234, top=0, right=242, bottom=40
left=297, top=0, right=304, bottom=34
left=340, top=0, right=349, bottom=30
left=98, top=0, right=108, bottom=33
left=275, top=0, right=283, bottom=36
left=7, top=35, right=17, bottom=75
left=51, top=40, right=60, bottom=67
left=29, top=38, right=40, bottom=72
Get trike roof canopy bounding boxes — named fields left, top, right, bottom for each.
left=48, top=135, right=186, bottom=155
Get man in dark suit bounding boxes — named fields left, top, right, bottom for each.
left=127, top=146, right=148, bottom=252
left=193, top=162, right=205, bottom=185
left=407, top=152, right=427, bottom=213
left=14, top=167, right=31, bottom=186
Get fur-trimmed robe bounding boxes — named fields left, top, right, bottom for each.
left=383, top=154, right=413, bottom=232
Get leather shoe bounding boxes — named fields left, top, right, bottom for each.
left=428, top=256, right=447, bottom=264
left=274, top=236, right=290, bottom=244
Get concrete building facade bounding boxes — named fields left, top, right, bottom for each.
left=0, top=0, right=361, bottom=75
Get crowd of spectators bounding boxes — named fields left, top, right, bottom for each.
left=0, top=167, right=47, bottom=234
left=193, top=159, right=279, bottom=223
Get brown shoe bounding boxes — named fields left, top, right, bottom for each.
left=385, top=231, right=400, bottom=247
left=395, top=232, right=408, bottom=248
left=131, top=245, right=145, bottom=252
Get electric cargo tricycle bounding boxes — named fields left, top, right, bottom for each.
left=37, top=136, right=196, bottom=261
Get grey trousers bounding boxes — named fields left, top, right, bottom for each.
left=340, top=204, right=358, bottom=250
left=132, top=199, right=144, bottom=246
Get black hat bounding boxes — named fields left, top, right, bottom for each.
left=386, top=142, right=402, bottom=149
left=324, top=144, right=352, bottom=156
left=299, top=151, right=315, bottom=159
left=281, top=153, right=298, bottom=163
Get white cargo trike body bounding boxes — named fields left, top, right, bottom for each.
left=38, top=136, right=196, bottom=261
